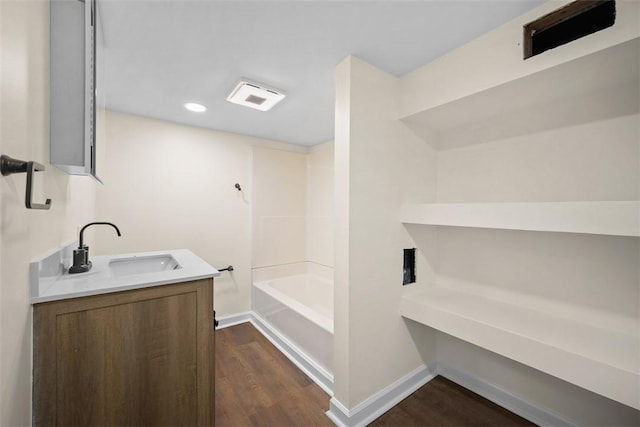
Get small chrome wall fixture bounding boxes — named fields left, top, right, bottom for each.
left=0, top=155, right=52, bottom=210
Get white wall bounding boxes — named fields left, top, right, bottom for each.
left=94, top=110, right=306, bottom=316
left=333, top=56, right=438, bottom=409
left=0, top=1, right=98, bottom=424
left=306, top=141, right=334, bottom=267
left=436, top=115, right=639, bottom=203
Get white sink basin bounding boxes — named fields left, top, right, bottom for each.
left=108, top=254, right=181, bottom=277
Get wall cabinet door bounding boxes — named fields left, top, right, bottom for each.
left=50, top=0, right=98, bottom=178
left=33, top=279, right=214, bottom=426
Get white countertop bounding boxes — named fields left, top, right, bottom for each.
left=31, top=248, right=219, bottom=304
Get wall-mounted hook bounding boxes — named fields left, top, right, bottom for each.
left=1, top=155, right=52, bottom=210
left=234, top=183, right=242, bottom=191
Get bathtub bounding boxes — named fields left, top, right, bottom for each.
left=252, top=270, right=333, bottom=384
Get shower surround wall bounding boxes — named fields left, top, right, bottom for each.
left=307, top=142, right=334, bottom=268
left=252, top=147, right=307, bottom=269
left=252, top=141, right=334, bottom=271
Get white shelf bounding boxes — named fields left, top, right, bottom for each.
left=400, top=201, right=640, bottom=236
left=401, top=38, right=639, bottom=149
left=400, top=285, right=640, bottom=409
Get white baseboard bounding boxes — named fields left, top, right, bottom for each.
left=326, top=364, right=437, bottom=427
left=436, top=362, right=575, bottom=427
left=216, top=311, right=253, bottom=329
left=216, top=313, right=572, bottom=427
left=324, top=362, right=573, bottom=427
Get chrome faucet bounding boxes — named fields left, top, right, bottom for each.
left=69, top=222, right=121, bottom=274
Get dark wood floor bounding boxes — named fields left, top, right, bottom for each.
left=370, top=378, right=534, bottom=427
left=215, top=322, right=331, bottom=426
left=215, top=323, right=535, bottom=426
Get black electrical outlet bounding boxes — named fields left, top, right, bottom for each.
left=403, top=248, right=416, bottom=285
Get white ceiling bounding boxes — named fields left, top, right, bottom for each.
left=98, top=0, right=544, bottom=146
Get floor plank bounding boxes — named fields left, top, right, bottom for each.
left=215, top=323, right=535, bottom=427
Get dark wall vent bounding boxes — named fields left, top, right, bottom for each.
left=523, top=0, right=616, bottom=59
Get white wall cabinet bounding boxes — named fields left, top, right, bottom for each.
left=50, top=0, right=98, bottom=178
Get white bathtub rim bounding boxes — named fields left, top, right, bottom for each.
left=254, top=276, right=334, bottom=334
left=252, top=261, right=333, bottom=282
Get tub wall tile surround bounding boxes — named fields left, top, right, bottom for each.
left=307, top=261, right=334, bottom=281
left=252, top=147, right=308, bottom=269
left=252, top=262, right=309, bottom=282
left=252, top=141, right=335, bottom=272
left=252, top=262, right=333, bottom=283
left=307, top=141, right=335, bottom=268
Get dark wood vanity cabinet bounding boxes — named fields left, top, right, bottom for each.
left=33, top=278, right=214, bottom=426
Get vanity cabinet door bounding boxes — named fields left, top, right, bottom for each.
left=33, top=278, right=214, bottom=426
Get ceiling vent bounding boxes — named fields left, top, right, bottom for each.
left=226, top=80, right=286, bottom=111
left=523, top=0, right=616, bottom=59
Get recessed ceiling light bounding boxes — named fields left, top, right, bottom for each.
left=226, top=80, right=285, bottom=111
left=185, top=102, right=207, bottom=112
